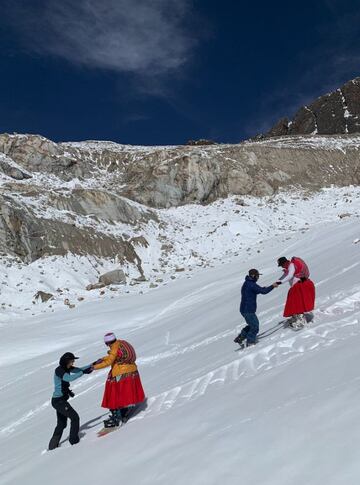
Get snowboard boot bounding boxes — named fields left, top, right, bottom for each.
left=289, top=314, right=306, bottom=330
left=103, top=409, right=121, bottom=428
left=121, top=406, right=134, bottom=424
left=234, top=334, right=246, bottom=345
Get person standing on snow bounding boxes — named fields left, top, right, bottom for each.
left=276, top=256, right=315, bottom=329
left=48, top=352, right=93, bottom=450
left=93, top=333, right=145, bottom=428
left=234, top=269, right=278, bottom=347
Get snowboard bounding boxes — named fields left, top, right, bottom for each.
left=97, top=425, right=122, bottom=437
left=97, top=406, right=138, bottom=437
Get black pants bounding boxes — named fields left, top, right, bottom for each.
left=48, top=398, right=80, bottom=450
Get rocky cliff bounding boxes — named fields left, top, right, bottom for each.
left=0, top=132, right=359, bottom=269
left=267, top=78, right=360, bottom=137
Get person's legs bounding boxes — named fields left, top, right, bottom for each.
left=49, top=398, right=80, bottom=447
left=49, top=399, right=69, bottom=450
left=234, top=313, right=251, bottom=344
left=67, top=404, right=80, bottom=445
left=49, top=409, right=67, bottom=450
left=243, top=313, right=260, bottom=344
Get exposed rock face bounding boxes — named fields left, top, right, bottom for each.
left=0, top=193, right=142, bottom=267
left=268, top=78, right=360, bottom=137
left=0, top=127, right=359, bottom=267
left=49, top=189, right=155, bottom=224
left=119, top=138, right=360, bottom=206
left=0, top=134, right=80, bottom=178
left=0, top=153, right=32, bottom=180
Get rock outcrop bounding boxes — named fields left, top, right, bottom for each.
left=0, top=192, right=144, bottom=269
left=0, top=105, right=360, bottom=268
left=267, top=78, right=360, bottom=137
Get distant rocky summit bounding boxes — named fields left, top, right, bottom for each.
left=267, top=77, right=360, bottom=137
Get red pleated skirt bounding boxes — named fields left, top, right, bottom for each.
left=283, top=279, right=315, bottom=317
left=101, top=371, right=145, bottom=409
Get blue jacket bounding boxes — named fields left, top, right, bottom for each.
left=52, top=365, right=90, bottom=399
left=240, top=275, right=273, bottom=314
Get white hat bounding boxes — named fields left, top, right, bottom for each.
left=104, top=332, right=116, bottom=344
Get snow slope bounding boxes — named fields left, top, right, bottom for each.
left=0, top=211, right=360, bottom=484
left=0, top=186, right=359, bottom=321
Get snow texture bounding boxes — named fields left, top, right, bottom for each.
left=0, top=187, right=360, bottom=484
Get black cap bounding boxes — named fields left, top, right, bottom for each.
left=59, top=352, right=79, bottom=367
left=249, top=268, right=261, bottom=278
left=277, top=257, right=288, bottom=267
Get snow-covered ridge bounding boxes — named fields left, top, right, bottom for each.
left=246, top=134, right=360, bottom=151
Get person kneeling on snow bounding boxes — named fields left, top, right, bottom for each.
left=93, top=333, right=145, bottom=428
left=48, top=352, right=93, bottom=450
left=276, top=256, right=315, bottom=329
left=234, top=269, right=277, bottom=347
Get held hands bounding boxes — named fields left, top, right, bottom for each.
left=83, top=365, right=94, bottom=374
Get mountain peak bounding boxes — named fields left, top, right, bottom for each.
left=267, top=77, right=360, bottom=137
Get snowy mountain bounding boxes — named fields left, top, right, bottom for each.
left=0, top=131, right=360, bottom=320
left=0, top=204, right=359, bottom=484
left=267, top=77, right=360, bottom=137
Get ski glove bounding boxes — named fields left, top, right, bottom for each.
left=68, top=390, right=75, bottom=398
left=82, top=366, right=94, bottom=374
left=92, top=359, right=103, bottom=365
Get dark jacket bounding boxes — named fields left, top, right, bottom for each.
left=240, top=275, right=273, bottom=314
left=52, top=366, right=85, bottom=400
left=52, top=357, right=91, bottom=400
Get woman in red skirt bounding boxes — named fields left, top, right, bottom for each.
left=276, top=256, right=315, bottom=329
left=94, top=332, right=145, bottom=428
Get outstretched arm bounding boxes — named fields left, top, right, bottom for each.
left=60, top=370, right=84, bottom=383
left=254, top=283, right=274, bottom=295
left=277, top=263, right=295, bottom=284
left=93, top=343, right=119, bottom=370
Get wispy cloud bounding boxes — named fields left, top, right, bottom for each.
left=4, top=0, right=196, bottom=77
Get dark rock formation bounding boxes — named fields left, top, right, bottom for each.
left=267, top=78, right=360, bottom=136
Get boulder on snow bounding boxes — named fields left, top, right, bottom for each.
left=99, top=269, right=126, bottom=286
left=87, top=269, right=126, bottom=290
left=34, top=291, right=53, bottom=303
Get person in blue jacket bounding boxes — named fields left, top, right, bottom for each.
left=234, top=269, right=277, bottom=347
left=48, top=352, right=93, bottom=450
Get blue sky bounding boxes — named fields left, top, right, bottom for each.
left=1, top=0, right=360, bottom=145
